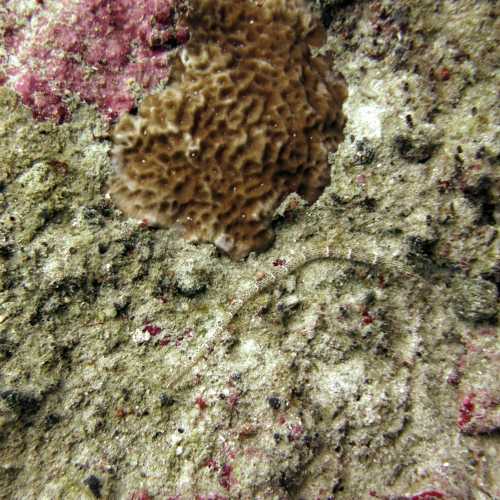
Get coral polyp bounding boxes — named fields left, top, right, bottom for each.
left=109, top=0, right=347, bottom=259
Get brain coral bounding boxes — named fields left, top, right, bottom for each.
left=109, top=0, right=347, bottom=259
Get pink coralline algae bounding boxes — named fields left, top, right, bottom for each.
left=129, top=490, right=152, bottom=500
left=454, top=328, right=500, bottom=435
left=457, top=392, right=476, bottom=429
left=0, top=0, right=188, bottom=122
left=143, top=323, right=162, bottom=337
left=457, top=390, right=500, bottom=435
left=218, top=463, right=233, bottom=491
left=370, top=490, right=445, bottom=500
left=195, top=395, right=207, bottom=410
left=410, top=492, right=445, bottom=500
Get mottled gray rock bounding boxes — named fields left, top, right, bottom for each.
left=452, top=277, right=498, bottom=323
left=174, top=259, right=211, bottom=297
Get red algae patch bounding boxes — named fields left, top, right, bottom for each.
left=0, top=0, right=188, bottom=122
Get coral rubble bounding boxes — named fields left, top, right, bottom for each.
left=109, top=0, right=347, bottom=259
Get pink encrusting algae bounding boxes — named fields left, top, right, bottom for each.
left=0, top=0, right=188, bottom=122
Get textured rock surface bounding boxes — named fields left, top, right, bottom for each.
left=0, top=0, right=499, bottom=498
left=0, top=0, right=188, bottom=122
left=109, top=0, right=347, bottom=259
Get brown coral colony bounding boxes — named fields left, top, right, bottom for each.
left=109, top=0, right=347, bottom=259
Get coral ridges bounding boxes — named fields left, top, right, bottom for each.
left=110, top=0, right=347, bottom=259
left=1, top=0, right=188, bottom=122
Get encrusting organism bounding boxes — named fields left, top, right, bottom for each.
left=109, top=0, right=347, bottom=259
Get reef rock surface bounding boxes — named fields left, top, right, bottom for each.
left=0, top=0, right=498, bottom=498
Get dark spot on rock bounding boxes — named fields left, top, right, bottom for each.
left=267, top=396, right=281, bottom=410
left=0, top=334, right=16, bottom=360
left=360, top=197, right=377, bottom=211
left=406, top=235, right=437, bottom=259
left=353, top=138, right=376, bottom=165
left=82, top=200, right=113, bottom=225
left=45, top=413, right=62, bottom=429
left=405, top=235, right=444, bottom=276
left=29, top=273, right=100, bottom=325
left=97, top=242, right=109, bottom=254
left=175, top=280, right=207, bottom=297
left=462, top=175, right=496, bottom=225
left=39, top=206, right=65, bottom=225
left=0, top=390, right=41, bottom=418
left=276, top=295, right=301, bottom=318
left=480, top=260, right=500, bottom=294
left=0, top=242, right=14, bottom=259
left=122, top=238, right=137, bottom=256
left=279, top=470, right=299, bottom=492
left=152, top=276, right=172, bottom=299
left=113, top=296, right=131, bottom=317
left=405, top=235, right=440, bottom=273
left=330, top=193, right=349, bottom=206
left=83, top=475, right=102, bottom=498
left=332, top=477, right=343, bottom=493
left=159, top=393, right=175, bottom=408
left=475, top=145, right=486, bottom=159
left=451, top=277, right=498, bottom=324
left=393, top=134, right=438, bottom=163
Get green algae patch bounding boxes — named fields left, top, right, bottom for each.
left=0, top=87, right=110, bottom=243
left=0, top=88, right=64, bottom=182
